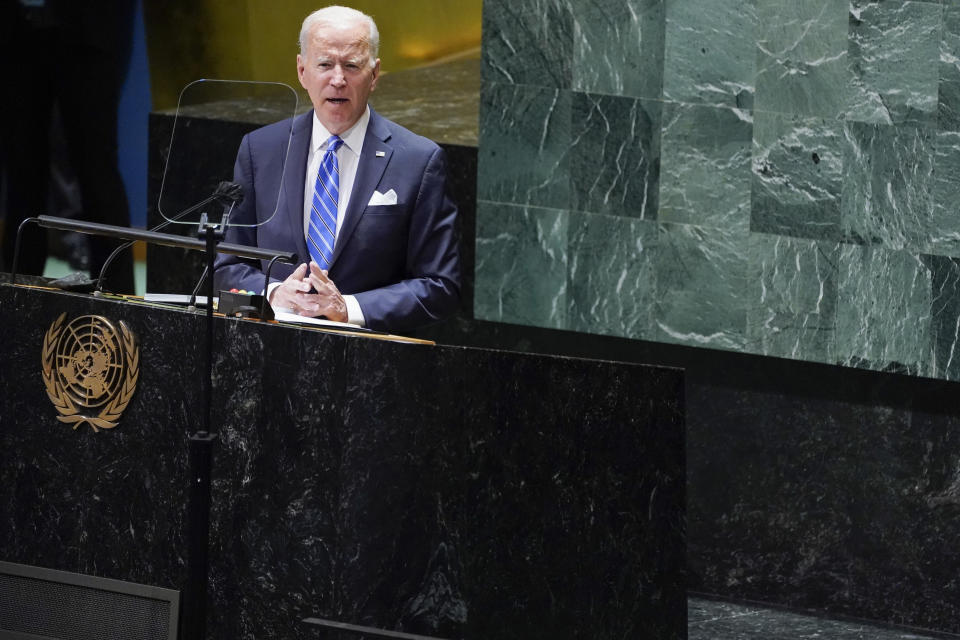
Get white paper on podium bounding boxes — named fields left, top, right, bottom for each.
left=272, top=310, right=366, bottom=331
left=144, top=294, right=370, bottom=331
left=144, top=293, right=217, bottom=307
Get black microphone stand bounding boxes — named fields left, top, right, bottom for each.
left=96, top=181, right=242, bottom=294
left=184, top=209, right=228, bottom=640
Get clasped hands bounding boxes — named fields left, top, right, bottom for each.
left=268, top=261, right=347, bottom=322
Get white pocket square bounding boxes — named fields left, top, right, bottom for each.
left=368, top=189, right=397, bottom=206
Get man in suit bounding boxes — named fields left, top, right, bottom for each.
left=214, top=5, right=460, bottom=333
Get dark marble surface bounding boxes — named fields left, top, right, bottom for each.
left=413, top=315, right=960, bottom=635
left=0, top=284, right=686, bottom=640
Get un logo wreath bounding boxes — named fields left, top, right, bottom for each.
left=41, top=313, right=140, bottom=432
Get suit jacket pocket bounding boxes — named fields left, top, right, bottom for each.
left=351, top=204, right=409, bottom=270
left=363, top=203, right=407, bottom=216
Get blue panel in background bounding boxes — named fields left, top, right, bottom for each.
left=118, top=0, right=151, bottom=229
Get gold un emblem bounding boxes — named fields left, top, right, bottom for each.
left=42, top=313, right=140, bottom=432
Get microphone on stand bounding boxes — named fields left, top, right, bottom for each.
left=186, top=198, right=237, bottom=310
left=96, top=181, right=244, bottom=294
left=186, top=267, right=211, bottom=311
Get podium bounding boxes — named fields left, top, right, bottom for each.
left=0, top=283, right=686, bottom=639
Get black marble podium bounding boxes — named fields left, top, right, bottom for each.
left=0, top=283, right=686, bottom=640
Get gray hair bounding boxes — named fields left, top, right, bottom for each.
left=299, top=6, right=380, bottom=67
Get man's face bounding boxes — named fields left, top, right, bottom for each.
left=297, top=18, right=380, bottom=135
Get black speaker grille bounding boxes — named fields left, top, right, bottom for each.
left=0, top=573, right=172, bottom=640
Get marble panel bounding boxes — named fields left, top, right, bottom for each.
left=480, top=0, right=573, bottom=89
left=840, top=121, right=936, bottom=251
left=205, top=321, right=348, bottom=640
left=567, top=212, right=657, bottom=339
left=850, top=393, right=960, bottom=633
left=834, top=245, right=932, bottom=376
left=571, top=0, right=665, bottom=100
left=687, top=379, right=871, bottom=609
left=940, top=3, right=960, bottom=131
left=745, top=233, right=839, bottom=363
left=1, top=285, right=688, bottom=639
left=662, top=0, right=757, bottom=109
left=658, top=103, right=752, bottom=231
left=76, top=310, right=198, bottom=589
left=0, top=291, right=90, bottom=574
left=686, top=354, right=960, bottom=631
left=929, top=130, right=960, bottom=258
left=653, top=223, right=749, bottom=351
left=851, top=391, right=960, bottom=633
left=846, top=0, right=941, bottom=127
left=474, top=201, right=568, bottom=329
left=456, top=348, right=686, bottom=640
left=751, top=112, right=843, bottom=242
left=754, top=0, right=848, bottom=119
left=569, top=92, right=661, bottom=218
left=921, top=254, right=960, bottom=381
left=0, top=290, right=202, bottom=594
left=402, top=288, right=960, bottom=631
left=477, top=83, right=570, bottom=210
left=333, top=340, right=465, bottom=635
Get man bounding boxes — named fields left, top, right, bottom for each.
left=214, top=6, right=460, bottom=333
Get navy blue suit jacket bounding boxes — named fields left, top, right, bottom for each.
left=214, top=108, right=461, bottom=333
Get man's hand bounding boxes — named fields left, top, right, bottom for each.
left=306, top=261, right=347, bottom=322
left=268, top=263, right=315, bottom=314
left=267, top=262, right=347, bottom=322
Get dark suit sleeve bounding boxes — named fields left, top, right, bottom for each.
left=352, top=146, right=461, bottom=332
left=213, top=134, right=275, bottom=294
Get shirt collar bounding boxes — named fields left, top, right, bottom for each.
left=311, top=105, right=370, bottom=156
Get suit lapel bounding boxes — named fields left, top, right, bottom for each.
left=330, top=108, right=393, bottom=267
left=281, top=110, right=313, bottom=266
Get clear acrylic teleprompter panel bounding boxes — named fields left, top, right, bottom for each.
left=157, top=79, right=299, bottom=228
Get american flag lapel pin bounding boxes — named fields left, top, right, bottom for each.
left=375, top=150, right=386, bottom=157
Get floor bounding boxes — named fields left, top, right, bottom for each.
left=689, top=598, right=949, bottom=640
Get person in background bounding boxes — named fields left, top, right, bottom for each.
left=0, top=0, right=136, bottom=293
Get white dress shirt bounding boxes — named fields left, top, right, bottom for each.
left=270, top=107, right=370, bottom=326
left=302, top=107, right=369, bottom=242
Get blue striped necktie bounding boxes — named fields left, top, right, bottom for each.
left=307, top=135, right=344, bottom=270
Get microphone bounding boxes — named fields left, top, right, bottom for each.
left=186, top=196, right=239, bottom=310
left=186, top=266, right=211, bottom=311
left=260, top=253, right=298, bottom=319
left=96, top=181, right=244, bottom=293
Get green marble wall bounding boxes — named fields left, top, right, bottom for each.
left=476, top=0, right=960, bottom=381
